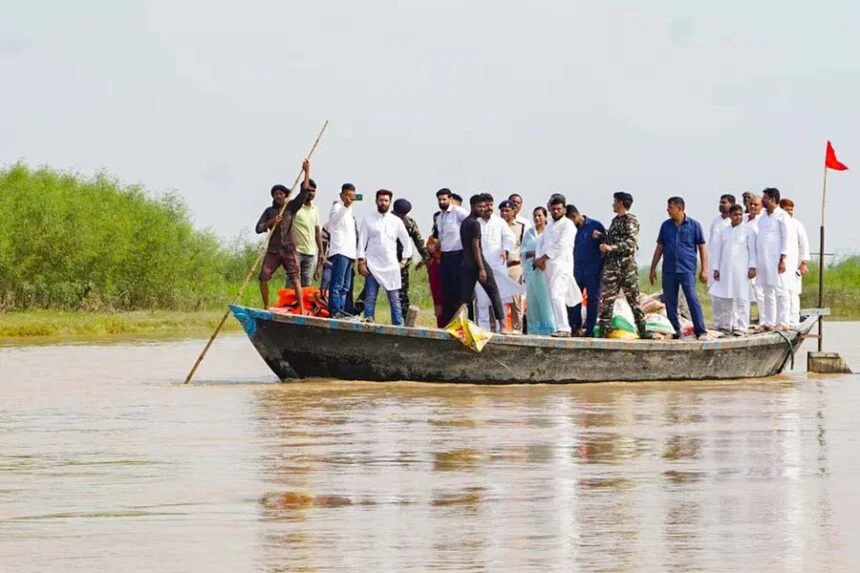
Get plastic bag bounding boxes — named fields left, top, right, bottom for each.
left=639, top=292, right=666, bottom=314
left=445, top=305, right=494, bottom=352
left=645, top=313, right=675, bottom=335
left=610, top=298, right=637, bottom=333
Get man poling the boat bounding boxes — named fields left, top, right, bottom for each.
left=255, top=159, right=314, bottom=312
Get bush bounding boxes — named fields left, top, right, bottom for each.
left=0, top=163, right=255, bottom=310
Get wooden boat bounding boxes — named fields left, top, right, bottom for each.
left=230, top=305, right=823, bottom=383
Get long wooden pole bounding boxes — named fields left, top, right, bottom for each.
left=817, top=163, right=827, bottom=352
left=183, top=120, right=329, bottom=384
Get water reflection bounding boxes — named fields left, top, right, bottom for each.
left=0, top=329, right=858, bottom=571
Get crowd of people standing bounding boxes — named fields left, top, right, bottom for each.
left=255, top=159, right=811, bottom=340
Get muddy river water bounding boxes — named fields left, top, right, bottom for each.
left=1, top=323, right=858, bottom=571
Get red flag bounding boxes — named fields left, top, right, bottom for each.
left=825, top=140, right=848, bottom=171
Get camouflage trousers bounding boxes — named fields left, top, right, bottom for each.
left=598, top=261, right=647, bottom=337
left=399, top=267, right=411, bottom=312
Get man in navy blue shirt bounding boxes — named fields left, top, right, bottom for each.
left=649, top=196, right=709, bottom=340
left=565, top=205, right=605, bottom=336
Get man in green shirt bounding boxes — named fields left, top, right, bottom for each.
left=293, top=179, right=323, bottom=286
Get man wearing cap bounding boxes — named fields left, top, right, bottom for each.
left=392, top=198, right=431, bottom=315
left=499, top=200, right=525, bottom=332
left=508, top=193, right=533, bottom=232
left=255, top=159, right=313, bottom=312
left=594, top=191, right=651, bottom=339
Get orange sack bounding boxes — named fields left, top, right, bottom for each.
left=274, top=286, right=330, bottom=317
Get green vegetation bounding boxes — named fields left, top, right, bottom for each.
left=0, top=163, right=857, bottom=340
left=0, top=163, right=257, bottom=311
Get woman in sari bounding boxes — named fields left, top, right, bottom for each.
left=520, top=207, right=556, bottom=335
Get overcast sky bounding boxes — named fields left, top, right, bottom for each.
left=2, top=0, right=858, bottom=256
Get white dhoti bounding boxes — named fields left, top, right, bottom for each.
left=713, top=296, right=750, bottom=332
left=476, top=263, right=523, bottom=331
left=545, top=259, right=582, bottom=333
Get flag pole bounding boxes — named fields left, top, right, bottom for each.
left=817, top=162, right=828, bottom=352
left=183, top=120, right=329, bottom=384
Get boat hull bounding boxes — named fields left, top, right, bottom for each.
left=231, top=305, right=819, bottom=384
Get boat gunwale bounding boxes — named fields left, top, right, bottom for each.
left=231, top=305, right=820, bottom=353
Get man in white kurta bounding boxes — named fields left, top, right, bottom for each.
left=475, top=207, right=524, bottom=331
left=709, top=205, right=757, bottom=334
left=356, top=190, right=413, bottom=325
left=780, top=199, right=811, bottom=326
left=755, top=189, right=791, bottom=330
left=708, top=195, right=734, bottom=327
left=534, top=199, right=582, bottom=337
left=742, top=194, right=763, bottom=310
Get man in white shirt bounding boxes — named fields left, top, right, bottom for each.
left=710, top=204, right=757, bottom=335
left=325, top=183, right=357, bottom=317
left=509, top=193, right=533, bottom=232
left=708, top=194, right=735, bottom=330
left=755, top=188, right=791, bottom=331
left=432, top=188, right=470, bottom=325
left=474, top=195, right=524, bottom=332
left=534, top=194, right=582, bottom=337
left=780, top=199, right=811, bottom=326
left=357, top=189, right=413, bottom=325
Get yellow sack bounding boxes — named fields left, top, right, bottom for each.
left=608, top=329, right=639, bottom=340
left=445, top=305, right=494, bottom=352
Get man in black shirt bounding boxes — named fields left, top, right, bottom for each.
left=459, top=194, right=510, bottom=334
left=255, top=159, right=312, bottom=311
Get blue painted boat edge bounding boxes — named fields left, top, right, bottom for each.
left=229, top=305, right=273, bottom=337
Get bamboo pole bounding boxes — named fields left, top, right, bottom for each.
left=817, top=163, right=827, bottom=352
left=183, top=120, right=329, bottom=384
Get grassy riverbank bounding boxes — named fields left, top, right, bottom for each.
left=0, top=309, right=242, bottom=340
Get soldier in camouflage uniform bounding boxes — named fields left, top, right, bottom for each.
left=393, top=199, right=431, bottom=312
left=594, top=192, right=651, bottom=338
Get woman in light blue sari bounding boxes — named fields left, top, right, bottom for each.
left=520, top=207, right=556, bottom=335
